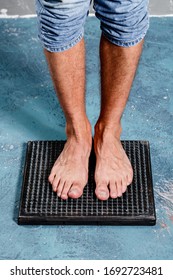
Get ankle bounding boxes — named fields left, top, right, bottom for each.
left=66, top=118, right=92, bottom=143
left=94, top=120, right=122, bottom=139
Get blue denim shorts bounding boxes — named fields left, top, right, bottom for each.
left=35, top=0, right=149, bottom=52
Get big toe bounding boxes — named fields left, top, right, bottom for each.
left=68, top=184, right=84, bottom=199
left=95, top=183, right=109, bottom=200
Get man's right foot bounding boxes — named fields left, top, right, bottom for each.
left=48, top=120, right=92, bottom=200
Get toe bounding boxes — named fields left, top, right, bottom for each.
left=95, top=182, right=109, bottom=200
left=68, top=183, right=83, bottom=199
left=127, top=166, right=133, bottom=184
left=61, top=181, right=73, bottom=199
left=127, top=171, right=133, bottom=186
left=121, top=176, right=128, bottom=194
left=116, top=179, right=123, bottom=197
left=109, top=181, right=118, bottom=199
left=57, top=180, right=66, bottom=198
left=48, top=173, right=56, bottom=185
left=52, top=176, right=60, bottom=192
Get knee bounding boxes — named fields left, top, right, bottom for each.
left=94, top=0, right=149, bottom=47
left=35, top=0, right=90, bottom=52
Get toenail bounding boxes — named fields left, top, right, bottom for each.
left=69, top=188, right=78, bottom=195
left=99, top=191, right=107, bottom=197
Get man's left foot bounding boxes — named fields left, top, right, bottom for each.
left=94, top=123, right=133, bottom=200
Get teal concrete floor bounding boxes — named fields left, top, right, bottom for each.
left=0, top=17, right=173, bottom=260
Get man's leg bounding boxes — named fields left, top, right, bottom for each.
left=45, top=40, right=92, bottom=200
left=94, top=0, right=149, bottom=200
left=35, top=0, right=92, bottom=199
left=94, top=36, right=143, bottom=200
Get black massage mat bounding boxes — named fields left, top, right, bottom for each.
left=18, top=140, right=156, bottom=225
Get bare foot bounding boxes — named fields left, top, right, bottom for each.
left=94, top=123, right=133, bottom=200
left=49, top=122, right=92, bottom=200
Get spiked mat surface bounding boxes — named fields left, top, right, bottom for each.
left=18, top=140, right=156, bottom=225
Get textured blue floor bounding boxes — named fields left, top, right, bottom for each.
left=0, top=17, right=173, bottom=260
